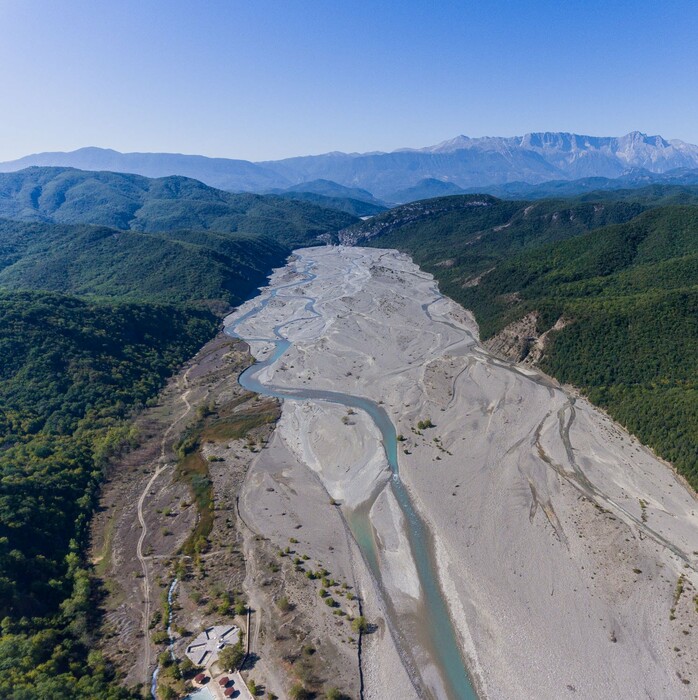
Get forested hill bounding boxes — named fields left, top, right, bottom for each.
left=355, top=196, right=698, bottom=490
left=0, top=218, right=289, bottom=307
left=276, top=190, right=386, bottom=217
left=0, top=292, right=217, bottom=698
left=0, top=166, right=356, bottom=246
left=338, top=194, right=647, bottom=266
left=0, top=167, right=358, bottom=307
left=0, top=293, right=217, bottom=617
left=0, top=167, right=355, bottom=697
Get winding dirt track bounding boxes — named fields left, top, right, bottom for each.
left=136, top=366, right=194, bottom=681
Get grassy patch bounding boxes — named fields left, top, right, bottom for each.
left=177, top=450, right=214, bottom=556
left=176, top=397, right=280, bottom=555
left=201, top=407, right=279, bottom=441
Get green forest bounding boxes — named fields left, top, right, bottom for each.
left=1, top=165, right=697, bottom=697
left=0, top=167, right=354, bottom=698
left=0, top=167, right=356, bottom=242
left=0, top=292, right=217, bottom=698
left=362, top=197, right=698, bottom=489
left=0, top=219, right=290, bottom=307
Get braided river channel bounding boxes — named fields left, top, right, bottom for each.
left=225, top=249, right=477, bottom=700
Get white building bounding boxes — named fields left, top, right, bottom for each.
left=185, top=625, right=240, bottom=667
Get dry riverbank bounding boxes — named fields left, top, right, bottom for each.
left=228, top=245, right=698, bottom=699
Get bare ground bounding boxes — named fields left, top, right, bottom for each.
left=227, top=245, right=698, bottom=700
left=91, top=332, right=367, bottom=699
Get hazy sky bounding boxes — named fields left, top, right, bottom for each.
left=1, top=0, right=697, bottom=161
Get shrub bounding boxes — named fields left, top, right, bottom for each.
left=290, top=684, right=312, bottom=700
left=276, top=596, right=292, bottom=612
left=152, top=630, right=169, bottom=644
left=352, top=615, right=368, bottom=633
left=326, top=688, right=350, bottom=700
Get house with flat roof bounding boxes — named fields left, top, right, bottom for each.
left=185, top=625, right=240, bottom=667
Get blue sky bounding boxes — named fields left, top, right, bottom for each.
left=1, top=0, right=697, bottom=161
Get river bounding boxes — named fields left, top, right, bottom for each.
left=225, top=248, right=477, bottom=700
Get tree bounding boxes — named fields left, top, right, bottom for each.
left=218, top=640, right=245, bottom=671
left=179, top=657, right=195, bottom=676
left=351, top=616, right=368, bottom=633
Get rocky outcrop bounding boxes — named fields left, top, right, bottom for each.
left=485, top=311, right=540, bottom=362
left=485, top=312, right=569, bottom=365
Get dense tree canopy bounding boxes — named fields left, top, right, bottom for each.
left=0, top=292, right=217, bottom=698
left=0, top=169, right=357, bottom=697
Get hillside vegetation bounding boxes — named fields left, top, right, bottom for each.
left=0, top=167, right=356, bottom=307
left=0, top=167, right=355, bottom=697
left=459, top=176, right=698, bottom=202
left=0, top=292, right=217, bottom=697
left=276, top=190, right=386, bottom=217
left=0, top=166, right=356, bottom=246
left=0, top=219, right=288, bottom=306
left=340, top=194, right=646, bottom=275
left=354, top=197, right=698, bottom=489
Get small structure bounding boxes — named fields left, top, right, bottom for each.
left=194, top=672, right=206, bottom=684
left=218, top=676, right=230, bottom=687
left=185, top=625, right=240, bottom=667
left=224, top=689, right=235, bottom=698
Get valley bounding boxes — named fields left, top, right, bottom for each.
left=222, top=245, right=697, bottom=699
left=5, top=4, right=698, bottom=698
left=0, top=164, right=695, bottom=700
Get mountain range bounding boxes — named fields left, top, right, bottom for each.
left=0, top=154, right=695, bottom=698
left=3, top=132, right=698, bottom=200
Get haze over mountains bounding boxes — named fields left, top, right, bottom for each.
left=0, top=143, right=696, bottom=700
left=3, top=131, right=698, bottom=201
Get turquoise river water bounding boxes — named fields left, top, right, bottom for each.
left=225, top=253, right=477, bottom=700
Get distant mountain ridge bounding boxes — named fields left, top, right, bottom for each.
left=0, top=146, right=288, bottom=192
left=261, top=131, right=698, bottom=196
left=3, top=131, right=698, bottom=198
left=273, top=178, right=385, bottom=204
left=459, top=167, right=698, bottom=200
left=267, top=178, right=388, bottom=216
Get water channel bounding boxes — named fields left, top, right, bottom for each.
left=225, top=249, right=477, bottom=700
left=151, top=578, right=179, bottom=698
